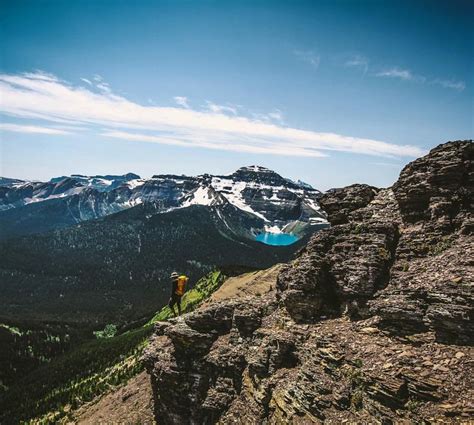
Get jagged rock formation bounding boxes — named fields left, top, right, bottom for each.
left=144, top=141, right=473, bottom=423
left=318, top=184, right=379, bottom=225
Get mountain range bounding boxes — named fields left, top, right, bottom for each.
left=0, top=166, right=330, bottom=327
left=0, top=166, right=328, bottom=240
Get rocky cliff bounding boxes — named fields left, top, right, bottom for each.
left=144, top=141, right=473, bottom=424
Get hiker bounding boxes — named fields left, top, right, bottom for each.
left=168, top=272, right=188, bottom=316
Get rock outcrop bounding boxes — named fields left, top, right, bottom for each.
left=318, top=184, right=379, bottom=225
left=144, top=141, right=473, bottom=424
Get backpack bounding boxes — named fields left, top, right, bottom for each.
left=175, top=275, right=188, bottom=296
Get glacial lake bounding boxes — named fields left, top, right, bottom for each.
left=255, top=232, right=299, bottom=246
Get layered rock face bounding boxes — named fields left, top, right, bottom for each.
left=318, top=184, right=379, bottom=225
left=144, top=141, right=473, bottom=423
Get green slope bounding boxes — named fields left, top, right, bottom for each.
left=0, top=270, right=226, bottom=424
left=149, top=270, right=225, bottom=323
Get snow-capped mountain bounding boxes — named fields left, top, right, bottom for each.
left=0, top=177, right=28, bottom=188
left=0, top=166, right=328, bottom=239
left=49, top=173, right=140, bottom=192
left=181, top=166, right=327, bottom=230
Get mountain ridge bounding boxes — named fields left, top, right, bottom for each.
left=143, top=140, right=474, bottom=423
left=0, top=166, right=327, bottom=240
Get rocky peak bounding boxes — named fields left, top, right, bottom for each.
left=48, top=173, right=142, bottom=193
left=294, top=179, right=315, bottom=190
left=123, top=172, right=141, bottom=180
left=0, top=177, right=27, bottom=188
left=229, top=166, right=292, bottom=187
left=319, top=184, right=379, bottom=225
left=144, top=140, right=473, bottom=423
left=393, top=140, right=473, bottom=228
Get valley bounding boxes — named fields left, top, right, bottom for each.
left=0, top=166, right=328, bottom=419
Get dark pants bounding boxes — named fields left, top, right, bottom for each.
left=168, top=293, right=182, bottom=316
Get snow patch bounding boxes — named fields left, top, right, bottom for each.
left=309, top=217, right=329, bottom=224
left=23, top=186, right=86, bottom=205
left=125, top=179, right=146, bottom=190
left=264, top=225, right=283, bottom=234
left=210, top=178, right=268, bottom=221
left=305, top=198, right=322, bottom=212
left=182, top=186, right=216, bottom=207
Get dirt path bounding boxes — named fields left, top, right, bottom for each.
left=205, top=263, right=283, bottom=304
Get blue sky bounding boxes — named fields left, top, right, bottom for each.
left=0, top=0, right=472, bottom=190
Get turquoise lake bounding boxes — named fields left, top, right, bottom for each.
left=255, top=232, right=299, bottom=246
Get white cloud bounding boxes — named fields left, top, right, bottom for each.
left=431, top=79, right=466, bottom=92
left=375, top=67, right=418, bottom=81
left=342, top=53, right=466, bottom=92
left=252, top=110, right=284, bottom=124
left=80, top=78, right=92, bottom=85
left=375, top=67, right=465, bottom=91
left=267, top=110, right=284, bottom=122
left=0, top=71, right=424, bottom=158
left=0, top=123, right=71, bottom=135
left=206, top=101, right=237, bottom=115
left=174, top=96, right=190, bottom=109
left=344, top=55, right=369, bottom=74
left=96, top=82, right=112, bottom=93
left=294, top=50, right=320, bottom=69
left=103, top=130, right=327, bottom=157
left=22, top=70, right=58, bottom=82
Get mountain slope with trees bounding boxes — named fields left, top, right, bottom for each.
left=0, top=202, right=306, bottom=326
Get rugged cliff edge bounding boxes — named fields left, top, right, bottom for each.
left=144, top=141, right=473, bottom=424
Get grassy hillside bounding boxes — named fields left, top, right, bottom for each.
left=0, top=270, right=226, bottom=424
left=149, top=270, right=225, bottom=323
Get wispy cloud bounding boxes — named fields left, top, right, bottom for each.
left=375, top=67, right=420, bottom=82
left=431, top=78, right=466, bottom=92
left=341, top=52, right=465, bottom=91
left=375, top=67, right=465, bottom=91
left=344, top=55, right=369, bottom=74
left=103, top=130, right=326, bottom=157
left=96, top=82, right=112, bottom=93
left=205, top=101, right=237, bottom=115
left=252, top=109, right=284, bottom=124
left=80, top=78, right=92, bottom=86
left=266, top=110, right=284, bottom=123
left=174, top=96, right=189, bottom=109
left=0, top=123, right=71, bottom=135
left=0, top=71, right=424, bottom=158
left=294, top=50, right=320, bottom=69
